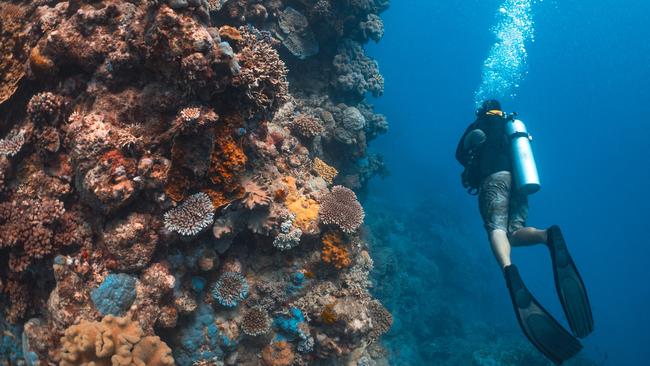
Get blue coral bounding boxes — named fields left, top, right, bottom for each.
left=90, top=273, right=137, bottom=316
left=211, top=272, right=249, bottom=307
left=0, top=317, right=24, bottom=365
left=173, top=303, right=225, bottom=366
left=273, top=307, right=314, bottom=353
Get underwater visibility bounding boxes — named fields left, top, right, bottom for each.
left=0, top=0, right=648, bottom=365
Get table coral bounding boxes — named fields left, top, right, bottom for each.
left=212, top=271, right=249, bottom=307
left=163, top=192, right=215, bottom=236
left=319, top=186, right=365, bottom=233
left=241, top=307, right=272, bottom=336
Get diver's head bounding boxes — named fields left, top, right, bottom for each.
left=476, top=99, right=502, bottom=116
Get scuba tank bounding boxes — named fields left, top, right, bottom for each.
left=505, top=116, right=541, bottom=195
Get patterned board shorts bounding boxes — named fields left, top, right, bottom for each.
left=478, top=171, right=529, bottom=234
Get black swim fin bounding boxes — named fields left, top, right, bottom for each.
left=505, top=265, right=583, bottom=365
left=547, top=225, right=594, bottom=338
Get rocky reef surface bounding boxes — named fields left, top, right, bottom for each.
left=0, top=0, right=391, bottom=365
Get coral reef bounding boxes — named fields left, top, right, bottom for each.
left=0, top=0, right=391, bottom=364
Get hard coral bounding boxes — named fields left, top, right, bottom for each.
left=59, top=315, right=174, bottom=366
left=319, top=186, right=365, bottom=233
left=233, top=27, right=289, bottom=118
left=102, top=213, right=160, bottom=272
left=282, top=176, right=319, bottom=234
left=0, top=130, right=25, bottom=157
left=313, top=158, right=338, bottom=185
left=163, top=192, right=215, bottom=236
left=27, top=92, right=63, bottom=125
left=241, top=307, right=271, bottom=336
left=211, top=272, right=249, bottom=307
left=291, top=114, right=325, bottom=139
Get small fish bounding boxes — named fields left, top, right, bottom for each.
left=235, top=127, right=246, bottom=137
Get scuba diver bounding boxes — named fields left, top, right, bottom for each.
left=456, top=100, right=594, bottom=365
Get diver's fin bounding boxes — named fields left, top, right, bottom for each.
left=505, top=265, right=583, bottom=365
left=547, top=225, right=594, bottom=338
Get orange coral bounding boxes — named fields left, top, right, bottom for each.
left=313, top=157, right=338, bottom=185
left=100, top=149, right=136, bottom=176
left=321, top=232, right=351, bottom=269
left=282, top=176, right=319, bottom=233
left=321, top=303, right=338, bottom=325
left=261, top=341, right=294, bottom=366
left=202, top=188, right=234, bottom=210
left=219, top=25, right=243, bottom=42
left=29, top=46, right=55, bottom=75
left=207, top=127, right=247, bottom=191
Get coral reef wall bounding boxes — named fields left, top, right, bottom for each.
left=0, top=0, right=391, bottom=365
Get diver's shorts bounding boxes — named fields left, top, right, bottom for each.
left=478, top=171, right=529, bottom=234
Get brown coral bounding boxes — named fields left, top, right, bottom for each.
left=262, top=341, right=295, bottom=366
left=319, top=185, right=365, bottom=233
left=0, top=129, right=25, bottom=157
left=321, top=232, right=351, bottom=269
left=291, top=114, right=325, bottom=139
left=27, top=92, right=63, bottom=125
left=320, top=303, right=338, bottom=325
left=368, top=300, right=393, bottom=340
left=233, top=27, right=289, bottom=118
left=241, top=307, right=271, bottom=336
left=59, top=315, right=175, bottom=366
left=219, top=25, right=243, bottom=42
left=102, top=213, right=160, bottom=272
left=0, top=196, right=91, bottom=272
left=313, top=158, right=338, bottom=185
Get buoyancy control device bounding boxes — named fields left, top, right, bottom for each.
left=505, top=115, right=541, bottom=195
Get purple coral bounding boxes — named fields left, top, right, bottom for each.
left=211, top=272, right=249, bottom=307
left=319, top=186, right=365, bottom=233
left=164, top=192, right=215, bottom=236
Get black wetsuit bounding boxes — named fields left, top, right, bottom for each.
left=456, top=113, right=512, bottom=181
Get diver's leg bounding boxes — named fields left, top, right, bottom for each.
left=489, top=229, right=512, bottom=269
left=509, top=227, right=548, bottom=247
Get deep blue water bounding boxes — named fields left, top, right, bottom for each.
left=365, top=0, right=650, bottom=364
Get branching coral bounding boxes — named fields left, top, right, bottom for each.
left=321, top=232, right=352, bottom=269
left=319, top=186, right=365, bottom=233
left=211, top=272, right=249, bottom=308
left=241, top=307, right=271, bottom=336
left=233, top=27, right=289, bottom=118
left=59, top=315, right=174, bottom=366
left=313, top=158, right=338, bottom=185
left=0, top=196, right=91, bottom=273
left=0, top=130, right=25, bottom=157
left=277, top=7, right=319, bottom=60
left=291, top=114, right=325, bottom=139
left=27, top=92, right=63, bottom=125
left=163, top=192, right=215, bottom=236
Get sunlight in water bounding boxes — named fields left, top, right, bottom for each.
left=475, top=0, right=536, bottom=105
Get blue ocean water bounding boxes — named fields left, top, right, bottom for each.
left=365, top=0, right=650, bottom=365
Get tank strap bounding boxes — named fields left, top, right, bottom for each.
left=508, top=131, right=531, bottom=140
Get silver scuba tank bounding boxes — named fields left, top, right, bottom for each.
left=505, top=119, right=541, bottom=195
